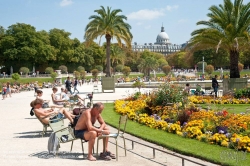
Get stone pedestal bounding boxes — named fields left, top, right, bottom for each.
left=223, top=78, right=247, bottom=94
left=55, top=70, right=62, bottom=85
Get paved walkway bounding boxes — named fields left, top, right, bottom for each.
left=0, top=84, right=219, bottom=166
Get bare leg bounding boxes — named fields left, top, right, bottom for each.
left=59, top=108, right=74, bottom=123
left=84, top=131, right=97, bottom=161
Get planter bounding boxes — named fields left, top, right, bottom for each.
left=101, top=77, right=115, bottom=93
left=223, top=78, right=247, bottom=94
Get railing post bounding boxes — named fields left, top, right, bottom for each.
left=182, top=158, right=185, bottom=166
left=153, top=148, right=155, bottom=158
left=132, top=141, right=134, bottom=150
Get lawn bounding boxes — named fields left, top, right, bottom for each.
left=200, top=104, right=250, bottom=114
left=102, top=103, right=250, bottom=166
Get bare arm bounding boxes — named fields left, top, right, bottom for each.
left=97, top=114, right=106, bottom=130
left=85, top=111, right=102, bottom=133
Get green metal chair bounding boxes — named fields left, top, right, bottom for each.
left=96, top=115, right=128, bottom=161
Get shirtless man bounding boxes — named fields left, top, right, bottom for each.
left=31, top=98, right=74, bottom=125
left=74, top=102, right=115, bottom=161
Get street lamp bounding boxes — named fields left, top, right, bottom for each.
left=202, top=56, right=204, bottom=74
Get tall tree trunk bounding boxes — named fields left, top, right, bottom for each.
left=105, top=34, right=111, bottom=77
left=229, top=50, right=240, bottom=78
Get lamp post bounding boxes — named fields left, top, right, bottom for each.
left=202, top=56, right=204, bottom=74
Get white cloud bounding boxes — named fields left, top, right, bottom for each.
left=60, top=0, right=73, bottom=7
left=127, top=5, right=178, bottom=20
left=144, top=25, right=151, bottom=29
left=127, top=9, right=164, bottom=20
left=165, top=5, right=179, bottom=11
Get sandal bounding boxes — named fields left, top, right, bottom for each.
left=105, top=151, right=116, bottom=159
left=100, top=152, right=112, bottom=161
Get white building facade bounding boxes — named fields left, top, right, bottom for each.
left=132, top=26, right=186, bottom=56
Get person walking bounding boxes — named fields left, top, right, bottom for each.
left=73, top=78, right=79, bottom=94
left=65, top=77, right=73, bottom=94
left=212, top=75, right=219, bottom=97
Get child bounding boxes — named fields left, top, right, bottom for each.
left=2, top=84, right=7, bottom=100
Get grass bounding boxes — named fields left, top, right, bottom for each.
left=102, top=103, right=250, bottom=166
left=200, top=104, right=250, bottom=114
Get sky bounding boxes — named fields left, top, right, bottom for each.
left=0, top=0, right=226, bottom=45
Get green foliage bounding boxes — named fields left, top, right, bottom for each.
left=162, top=65, right=171, bottom=75
left=58, top=65, right=68, bottom=73
left=234, top=88, right=250, bottom=99
left=122, top=66, right=131, bottom=77
left=11, top=73, right=20, bottom=81
left=149, top=83, right=188, bottom=107
left=205, top=64, right=214, bottom=74
left=95, top=65, right=103, bottom=72
left=77, top=66, right=85, bottom=72
left=132, top=81, right=145, bottom=92
left=197, top=61, right=207, bottom=71
left=190, top=0, right=250, bottom=78
left=84, top=6, right=132, bottom=77
left=50, top=72, right=58, bottom=80
left=80, top=70, right=86, bottom=79
left=45, top=67, right=54, bottom=74
left=19, top=67, right=29, bottom=75
left=74, top=71, right=80, bottom=79
left=115, top=64, right=124, bottom=72
left=91, top=69, right=99, bottom=79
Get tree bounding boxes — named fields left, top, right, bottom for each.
left=205, top=65, right=214, bottom=74
left=91, top=69, right=99, bottom=79
left=11, top=73, right=20, bottom=81
left=50, top=72, right=58, bottom=81
left=138, top=56, right=158, bottom=77
left=19, top=67, right=29, bottom=75
left=122, top=66, right=131, bottom=77
left=59, top=65, right=68, bottom=73
left=45, top=67, right=54, bottom=74
left=84, top=6, right=133, bottom=77
left=132, top=81, right=145, bottom=92
left=162, top=65, right=172, bottom=75
left=190, top=0, right=250, bottom=78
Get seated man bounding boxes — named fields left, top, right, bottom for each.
left=74, top=102, right=115, bottom=161
left=31, top=98, right=75, bottom=125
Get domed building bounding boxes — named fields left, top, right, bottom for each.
left=132, top=25, right=185, bottom=56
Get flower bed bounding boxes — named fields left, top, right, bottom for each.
left=114, top=94, right=250, bottom=152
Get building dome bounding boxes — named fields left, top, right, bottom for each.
left=155, top=26, right=170, bottom=45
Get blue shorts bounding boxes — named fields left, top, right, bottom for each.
left=50, top=113, right=64, bottom=123
left=74, top=130, right=87, bottom=141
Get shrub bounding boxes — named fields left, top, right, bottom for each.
left=45, top=67, right=54, bottom=74
left=116, top=64, right=124, bottom=72
left=77, top=66, right=85, bottom=72
left=80, top=70, right=86, bottom=79
left=50, top=72, right=58, bottom=80
left=205, top=65, right=214, bottom=74
left=149, top=83, right=188, bottom=107
left=162, top=65, right=171, bottom=75
left=234, top=88, right=250, bottom=99
left=74, top=71, right=80, bottom=79
left=95, top=65, right=103, bottom=72
left=59, top=65, right=68, bottom=74
left=122, top=66, right=131, bottom=77
left=11, top=73, right=20, bottom=81
left=19, top=67, right=29, bottom=75
left=91, top=69, right=99, bottom=79
left=132, top=81, right=145, bottom=92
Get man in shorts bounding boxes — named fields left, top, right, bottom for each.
left=31, top=98, right=74, bottom=125
left=74, top=102, right=115, bottom=161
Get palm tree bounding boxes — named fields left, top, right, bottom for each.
left=110, top=44, right=125, bottom=73
left=190, top=0, right=250, bottom=78
left=138, top=57, right=159, bottom=77
left=84, top=6, right=133, bottom=77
